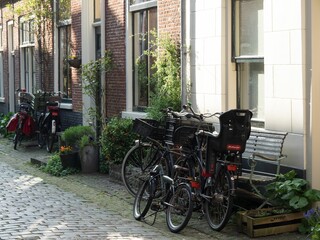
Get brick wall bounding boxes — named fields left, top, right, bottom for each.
left=70, top=0, right=82, bottom=113
left=105, top=0, right=126, bottom=118
left=0, top=1, right=55, bottom=114
left=158, top=0, right=181, bottom=42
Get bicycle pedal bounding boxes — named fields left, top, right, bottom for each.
left=151, top=203, right=160, bottom=211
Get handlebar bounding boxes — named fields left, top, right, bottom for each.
left=164, top=104, right=222, bottom=121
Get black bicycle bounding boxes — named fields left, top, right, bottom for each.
left=122, top=107, right=213, bottom=197
left=36, top=92, right=62, bottom=153
left=133, top=164, right=193, bottom=233
left=174, top=105, right=252, bottom=231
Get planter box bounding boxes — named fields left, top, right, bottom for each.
left=80, top=145, right=99, bottom=173
left=60, top=152, right=81, bottom=170
left=68, top=58, right=81, bottom=68
left=237, top=208, right=304, bottom=238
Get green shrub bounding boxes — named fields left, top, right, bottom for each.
left=61, top=125, right=95, bottom=148
left=265, top=170, right=320, bottom=211
left=100, top=117, right=137, bottom=165
left=0, top=112, right=14, bottom=137
left=145, top=32, right=182, bottom=121
left=42, top=153, right=79, bottom=177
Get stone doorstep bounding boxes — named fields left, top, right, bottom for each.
left=30, top=156, right=50, bottom=166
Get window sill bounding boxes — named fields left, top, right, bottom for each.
left=0, top=97, right=5, bottom=103
left=60, top=102, right=73, bottom=110
left=122, top=111, right=147, bottom=119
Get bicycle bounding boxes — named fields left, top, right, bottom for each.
left=122, top=106, right=213, bottom=197
left=133, top=164, right=193, bottom=233
left=6, top=89, right=37, bottom=150
left=121, top=109, right=190, bottom=197
left=175, top=105, right=252, bottom=231
left=36, top=91, right=62, bottom=153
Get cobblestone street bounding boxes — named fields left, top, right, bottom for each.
left=0, top=137, right=305, bottom=239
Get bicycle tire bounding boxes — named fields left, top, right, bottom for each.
left=166, top=183, right=193, bottom=233
left=13, top=128, right=22, bottom=150
left=204, top=167, right=233, bottom=231
left=122, top=143, right=164, bottom=196
left=37, top=130, right=46, bottom=148
left=37, top=115, right=46, bottom=148
left=133, top=179, right=153, bottom=220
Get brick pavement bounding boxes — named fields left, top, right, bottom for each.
left=0, top=137, right=305, bottom=239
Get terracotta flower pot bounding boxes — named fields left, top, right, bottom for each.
left=60, top=151, right=81, bottom=169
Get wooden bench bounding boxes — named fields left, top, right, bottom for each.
left=238, top=128, right=288, bottom=207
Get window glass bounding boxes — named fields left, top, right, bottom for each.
left=0, top=24, right=2, bottom=49
left=238, top=62, right=264, bottom=119
left=58, top=0, right=71, bottom=23
left=58, top=26, right=72, bottom=98
left=130, top=0, right=152, bottom=5
left=132, top=7, right=157, bottom=110
left=94, top=0, right=101, bottom=22
left=0, top=24, right=2, bottom=97
left=234, top=0, right=264, bottom=121
left=20, top=19, right=35, bottom=92
left=0, top=52, right=3, bottom=98
left=235, top=0, right=263, bottom=56
left=21, top=20, right=35, bottom=45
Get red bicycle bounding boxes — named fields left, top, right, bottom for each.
left=6, top=89, right=36, bottom=150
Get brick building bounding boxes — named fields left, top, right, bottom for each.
left=0, top=0, right=320, bottom=189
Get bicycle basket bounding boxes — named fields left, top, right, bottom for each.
left=19, top=92, right=34, bottom=104
left=172, top=126, right=198, bottom=146
left=132, top=118, right=160, bottom=138
left=165, top=117, right=213, bottom=144
left=34, top=93, right=61, bottom=111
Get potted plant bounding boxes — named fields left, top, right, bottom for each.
left=61, top=125, right=95, bottom=150
left=237, top=170, right=320, bottom=238
left=61, top=125, right=95, bottom=171
left=59, top=145, right=81, bottom=170
left=79, top=135, right=99, bottom=173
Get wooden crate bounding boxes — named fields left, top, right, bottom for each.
left=237, top=208, right=304, bottom=238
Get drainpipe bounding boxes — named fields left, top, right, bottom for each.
left=101, top=0, right=106, bottom=122
left=181, top=0, right=190, bottom=106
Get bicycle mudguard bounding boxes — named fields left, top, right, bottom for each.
left=6, top=114, right=19, bottom=132
left=22, top=115, right=36, bottom=136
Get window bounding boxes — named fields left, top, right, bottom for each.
left=58, top=0, right=71, bottom=23
left=21, top=20, right=35, bottom=45
left=130, top=0, right=157, bottom=111
left=20, top=19, right=35, bottom=93
left=233, top=0, right=264, bottom=120
left=57, top=0, right=72, bottom=99
left=58, top=25, right=72, bottom=98
left=0, top=24, right=3, bottom=99
left=94, top=0, right=101, bottom=22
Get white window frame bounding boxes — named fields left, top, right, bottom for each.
left=0, top=24, right=4, bottom=102
left=232, top=0, right=264, bottom=123
left=20, top=18, right=36, bottom=93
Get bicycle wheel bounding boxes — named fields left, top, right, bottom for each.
left=46, top=131, right=57, bottom=153
left=122, top=143, right=163, bottom=196
left=13, top=128, right=22, bottom=150
left=166, top=183, right=193, bottom=233
left=133, top=179, right=153, bottom=220
left=204, top=167, right=233, bottom=231
left=37, top=129, right=46, bottom=148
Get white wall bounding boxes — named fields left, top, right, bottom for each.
left=185, top=0, right=306, bottom=170
left=187, top=0, right=228, bottom=114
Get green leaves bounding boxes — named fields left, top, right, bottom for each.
left=266, top=170, right=320, bottom=211
left=100, top=118, right=137, bottom=165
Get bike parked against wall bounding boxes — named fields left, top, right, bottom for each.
left=176, top=105, right=252, bottom=231
left=35, top=91, right=62, bottom=153
left=6, top=89, right=37, bottom=150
